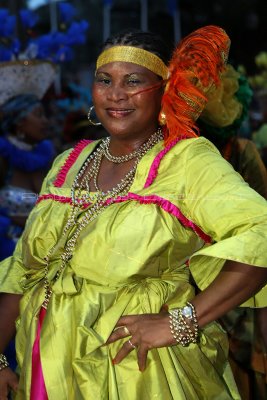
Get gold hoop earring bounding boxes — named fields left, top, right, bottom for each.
left=87, top=106, right=102, bottom=126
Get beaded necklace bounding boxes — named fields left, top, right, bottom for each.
left=101, top=130, right=163, bottom=163
left=42, top=127, right=163, bottom=308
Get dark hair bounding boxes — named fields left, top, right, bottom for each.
left=102, top=30, right=171, bottom=66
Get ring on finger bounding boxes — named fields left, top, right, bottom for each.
left=128, top=339, right=137, bottom=349
left=123, top=326, right=130, bottom=336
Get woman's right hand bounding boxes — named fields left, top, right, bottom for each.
left=0, top=368, right=19, bottom=400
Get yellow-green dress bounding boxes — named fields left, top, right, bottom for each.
left=1, top=137, right=267, bottom=400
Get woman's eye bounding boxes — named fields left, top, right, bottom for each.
left=95, top=77, right=111, bottom=85
left=103, top=78, right=111, bottom=84
left=127, top=79, right=141, bottom=86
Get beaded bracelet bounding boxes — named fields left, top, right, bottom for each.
left=169, top=302, right=199, bottom=346
left=0, top=354, right=9, bottom=371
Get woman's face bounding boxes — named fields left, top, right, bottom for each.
left=17, top=104, right=49, bottom=144
left=92, top=61, right=163, bottom=140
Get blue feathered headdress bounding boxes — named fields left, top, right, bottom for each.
left=0, top=3, right=89, bottom=63
left=0, top=3, right=89, bottom=105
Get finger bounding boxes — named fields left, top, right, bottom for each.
left=9, top=374, right=19, bottom=392
left=106, top=326, right=131, bottom=344
left=123, top=326, right=130, bottom=336
left=115, top=326, right=130, bottom=336
left=127, top=339, right=137, bottom=350
left=114, top=315, right=138, bottom=328
left=112, top=339, right=137, bottom=365
left=137, top=346, right=148, bottom=372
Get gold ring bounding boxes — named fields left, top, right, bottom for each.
left=123, top=326, right=130, bottom=336
left=128, top=339, right=137, bottom=349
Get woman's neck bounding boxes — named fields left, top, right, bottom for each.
left=108, top=127, right=160, bottom=156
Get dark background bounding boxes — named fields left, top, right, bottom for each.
left=2, top=0, right=267, bottom=77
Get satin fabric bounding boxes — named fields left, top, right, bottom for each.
left=1, top=137, right=267, bottom=399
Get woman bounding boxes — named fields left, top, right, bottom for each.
left=0, top=59, right=56, bottom=262
left=0, top=93, right=55, bottom=376
left=0, top=26, right=267, bottom=400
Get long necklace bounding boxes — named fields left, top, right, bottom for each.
left=42, top=127, right=163, bottom=309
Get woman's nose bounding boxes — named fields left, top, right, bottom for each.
left=106, top=83, right=128, bottom=102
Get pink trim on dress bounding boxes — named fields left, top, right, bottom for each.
left=36, top=194, right=91, bottom=208
left=30, top=307, right=48, bottom=400
left=144, top=137, right=186, bottom=188
left=37, top=192, right=210, bottom=242
left=53, top=140, right=92, bottom=188
left=36, top=194, right=72, bottom=205
left=107, top=193, right=211, bottom=243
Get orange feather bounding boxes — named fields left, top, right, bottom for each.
left=160, top=25, right=231, bottom=146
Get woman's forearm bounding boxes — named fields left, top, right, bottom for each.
left=0, top=293, right=22, bottom=353
left=192, top=260, right=267, bottom=328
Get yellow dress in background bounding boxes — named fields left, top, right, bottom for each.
left=0, top=137, right=267, bottom=399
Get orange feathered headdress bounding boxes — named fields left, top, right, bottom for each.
left=160, top=25, right=230, bottom=145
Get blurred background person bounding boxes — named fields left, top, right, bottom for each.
left=0, top=61, right=56, bottom=261
left=0, top=61, right=56, bottom=374
left=0, top=2, right=89, bottom=261
left=198, top=64, right=267, bottom=400
left=198, top=64, right=267, bottom=197
left=252, top=105, right=267, bottom=168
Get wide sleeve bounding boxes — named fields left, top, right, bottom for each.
left=0, top=149, right=72, bottom=294
left=184, top=138, right=267, bottom=307
left=0, top=237, right=25, bottom=294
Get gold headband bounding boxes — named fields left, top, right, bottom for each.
left=96, top=46, right=169, bottom=80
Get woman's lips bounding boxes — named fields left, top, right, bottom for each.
left=106, top=108, right=134, bottom=118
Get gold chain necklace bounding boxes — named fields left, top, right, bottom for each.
left=42, top=128, right=163, bottom=309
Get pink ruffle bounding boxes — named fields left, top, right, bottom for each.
left=36, top=194, right=72, bottom=205
left=36, top=194, right=91, bottom=208
left=53, top=140, right=92, bottom=188
left=144, top=137, right=186, bottom=188
left=37, top=192, right=211, bottom=242
left=108, top=193, right=211, bottom=243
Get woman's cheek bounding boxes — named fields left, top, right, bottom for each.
left=92, top=84, right=107, bottom=101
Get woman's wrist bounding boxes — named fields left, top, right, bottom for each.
left=0, top=354, right=9, bottom=371
left=169, top=302, right=199, bottom=346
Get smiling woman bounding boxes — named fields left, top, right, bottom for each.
left=0, top=26, right=267, bottom=400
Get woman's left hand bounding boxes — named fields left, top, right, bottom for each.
left=106, top=309, right=175, bottom=371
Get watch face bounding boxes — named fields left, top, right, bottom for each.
left=182, top=305, right=193, bottom=319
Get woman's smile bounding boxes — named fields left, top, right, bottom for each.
left=106, top=108, right=135, bottom=118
